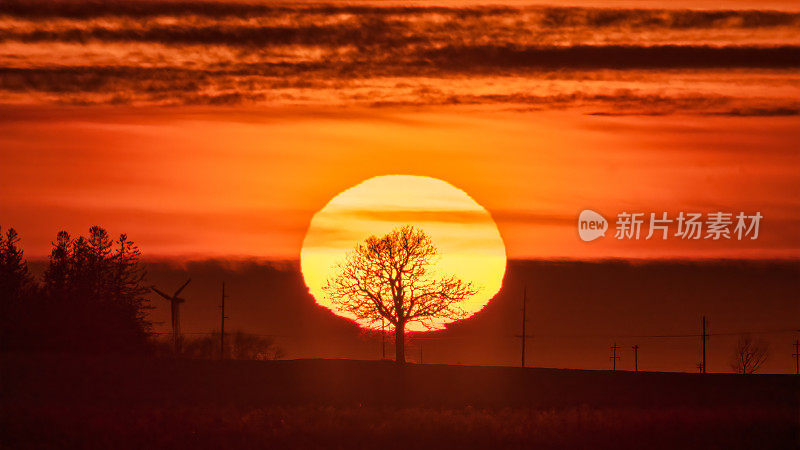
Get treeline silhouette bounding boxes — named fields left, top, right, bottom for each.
left=1, top=226, right=151, bottom=354
left=1, top=226, right=286, bottom=359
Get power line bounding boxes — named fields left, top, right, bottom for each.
left=150, top=327, right=797, bottom=340
left=506, top=328, right=797, bottom=340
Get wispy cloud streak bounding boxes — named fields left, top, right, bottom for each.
left=0, top=1, right=798, bottom=112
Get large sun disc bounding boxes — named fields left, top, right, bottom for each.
left=300, top=175, right=507, bottom=332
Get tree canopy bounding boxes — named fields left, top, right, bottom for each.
left=324, top=225, right=477, bottom=363
left=0, top=226, right=151, bottom=353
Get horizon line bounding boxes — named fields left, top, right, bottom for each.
left=23, top=255, right=800, bottom=265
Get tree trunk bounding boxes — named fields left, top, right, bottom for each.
left=395, top=321, right=405, bottom=363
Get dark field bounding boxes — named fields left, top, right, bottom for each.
left=2, top=355, right=798, bottom=449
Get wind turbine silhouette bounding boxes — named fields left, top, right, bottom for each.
left=152, top=279, right=191, bottom=353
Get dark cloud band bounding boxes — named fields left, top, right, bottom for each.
left=2, top=1, right=797, bottom=30
left=418, top=45, right=800, bottom=71
left=1, top=2, right=798, bottom=111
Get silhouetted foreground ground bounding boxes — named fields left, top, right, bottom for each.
left=2, top=355, right=798, bottom=449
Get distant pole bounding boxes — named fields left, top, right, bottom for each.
left=521, top=286, right=527, bottom=368
left=419, top=341, right=423, bottom=364
left=610, top=343, right=620, bottom=371
left=514, top=286, right=533, bottom=367
left=381, top=317, right=386, bottom=360
left=632, top=345, right=639, bottom=372
left=793, top=340, right=799, bottom=375
left=701, top=316, right=708, bottom=374
left=219, top=282, right=228, bottom=360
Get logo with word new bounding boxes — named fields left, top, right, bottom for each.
left=577, top=210, right=762, bottom=242
left=578, top=209, right=608, bottom=242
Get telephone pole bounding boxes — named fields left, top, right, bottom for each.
left=701, top=316, right=709, bottom=373
left=515, top=286, right=533, bottom=367
left=521, top=287, right=527, bottom=367
left=793, top=340, right=799, bottom=375
left=381, top=317, right=386, bottom=360
left=632, top=345, right=639, bottom=372
left=219, top=282, right=228, bottom=360
left=610, top=343, right=620, bottom=371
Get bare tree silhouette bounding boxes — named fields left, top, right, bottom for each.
left=730, top=334, right=769, bottom=374
left=324, top=225, right=478, bottom=363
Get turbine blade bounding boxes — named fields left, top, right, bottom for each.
left=151, top=286, right=173, bottom=300
left=174, top=278, right=191, bottom=297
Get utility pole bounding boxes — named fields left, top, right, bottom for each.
left=610, top=343, right=620, bottom=371
left=381, top=317, right=386, bottom=360
left=793, top=340, right=799, bottom=375
left=515, top=287, right=534, bottom=367
left=521, top=286, right=527, bottom=367
left=219, top=282, right=228, bottom=360
left=419, top=341, right=423, bottom=364
left=701, top=316, right=709, bottom=374
left=632, top=345, right=639, bottom=372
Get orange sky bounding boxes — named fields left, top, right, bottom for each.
left=1, top=1, right=798, bottom=260
left=2, top=1, right=797, bottom=374
left=1, top=105, right=798, bottom=259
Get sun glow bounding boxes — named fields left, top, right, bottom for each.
left=300, top=175, right=507, bottom=332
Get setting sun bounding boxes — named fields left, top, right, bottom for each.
left=300, top=175, right=507, bottom=331
left=3, top=1, right=799, bottom=447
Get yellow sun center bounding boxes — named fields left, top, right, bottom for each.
left=300, top=175, right=507, bottom=332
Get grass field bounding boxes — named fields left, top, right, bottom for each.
left=2, top=355, right=798, bottom=449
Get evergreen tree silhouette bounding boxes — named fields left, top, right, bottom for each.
left=1, top=226, right=152, bottom=353
left=0, top=227, right=35, bottom=350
